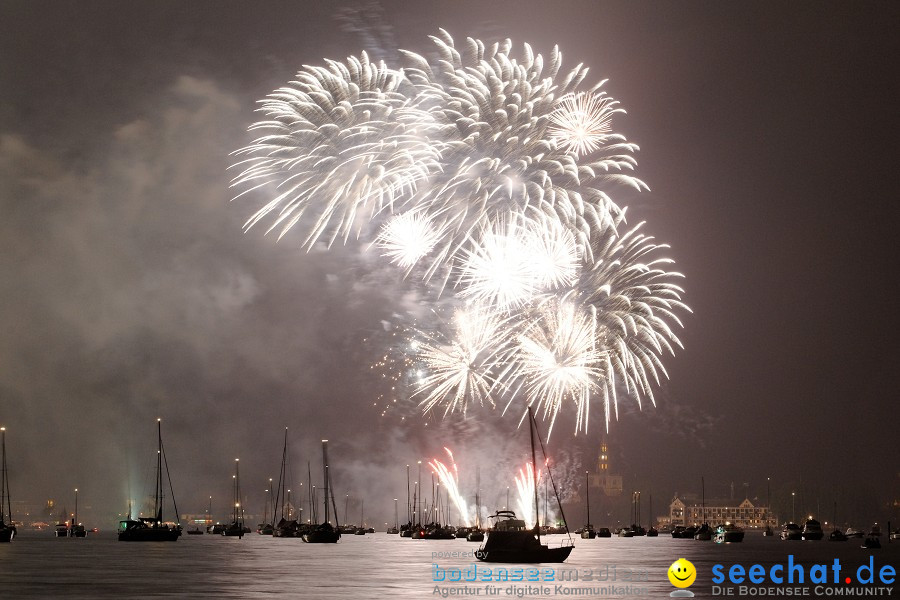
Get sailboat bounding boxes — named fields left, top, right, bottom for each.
left=301, top=439, right=341, bottom=543
left=0, top=427, right=16, bottom=543
left=70, top=488, right=86, bottom=538
left=354, top=500, right=367, bottom=535
left=223, top=459, right=245, bottom=537
left=257, top=480, right=275, bottom=535
left=386, top=498, right=400, bottom=534
left=273, top=429, right=299, bottom=537
left=828, top=502, right=847, bottom=541
left=646, top=492, right=659, bottom=536
left=118, top=419, right=182, bottom=541
left=694, top=477, right=712, bottom=541
left=630, top=491, right=646, bottom=536
left=475, top=407, right=574, bottom=563
left=467, top=468, right=484, bottom=542
left=580, top=470, right=596, bottom=539
left=399, top=465, right=413, bottom=537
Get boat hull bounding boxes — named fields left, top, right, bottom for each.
left=0, top=525, right=15, bottom=542
left=476, top=528, right=573, bottom=564
left=302, top=523, right=341, bottom=543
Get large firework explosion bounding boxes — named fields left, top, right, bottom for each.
left=232, top=30, right=689, bottom=435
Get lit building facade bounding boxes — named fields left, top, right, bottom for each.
left=669, top=496, right=774, bottom=529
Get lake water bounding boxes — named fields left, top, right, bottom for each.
left=1, top=530, right=896, bottom=599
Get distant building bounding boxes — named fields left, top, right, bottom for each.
left=669, top=495, right=774, bottom=529
left=588, top=438, right=623, bottom=497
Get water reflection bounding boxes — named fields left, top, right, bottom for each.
left=0, top=530, right=896, bottom=598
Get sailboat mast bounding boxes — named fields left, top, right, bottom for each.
left=156, top=419, right=162, bottom=522
left=307, top=461, right=313, bottom=524
left=1, top=427, right=7, bottom=524
left=233, top=459, right=241, bottom=524
left=528, top=407, right=539, bottom=535
left=701, top=476, right=706, bottom=524
left=322, top=440, right=329, bottom=524
left=406, top=464, right=410, bottom=525
left=585, top=471, right=590, bottom=525
left=276, top=428, right=287, bottom=522
left=475, top=466, right=481, bottom=529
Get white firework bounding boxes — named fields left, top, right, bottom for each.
left=231, top=52, right=441, bottom=249
left=514, top=462, right=542, bottom=529
left=399, top=30, right=641, bottom=276
left=576, top=222, right=689, bottom=426
left=234, top=31, right=689, bottom=436
left=376, top=211, right=442, bottom=271
left=456, top=216, right=580, bottom=311
left=508, top=298, right=605, bottom=436
left=428, top=448, right=471, bottom=527
left=412, top=303, right=511, bottom=417
left=549, top=89, right=622, bottom=157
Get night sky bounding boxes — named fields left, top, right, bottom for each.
left=1, top=1, right=898, bottom=528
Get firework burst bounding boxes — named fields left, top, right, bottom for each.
left=411, top=303, right=511, bottom=418
left=549, top=88, right=623, bottom=157
left=234, top=30, right=689, bottom=435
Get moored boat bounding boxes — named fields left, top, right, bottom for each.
left=475, top=407, right=573, bottom=564
left=714, top=522, right=745, bottom=543
left=694, top=522, right=712, bottom=541
left=780, top=522, right=802, bottom=541
left=0, top=427, right=16, bottom=543
left=70, top=488, right=86, bottom=538
left=802, top=518, right=823, bottom=541
left=222, top=459, right=246, bottom=537
left=580, top=471, right=595, bottom=539
left=301, top=440, right=341, bottom=544
left=118, top=420, right=182, bottom=542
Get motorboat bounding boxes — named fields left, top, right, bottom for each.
left=714, top=522, right=745, bottom=543
left=780, top=523, right=802, bottom=541
left=802, top=518, right=823, bottom=541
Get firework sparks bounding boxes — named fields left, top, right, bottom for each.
left=376, top=211, right=442, bottom=271
left=411, top=303, right=511, bottom=417
left=508, top=299, right=604, bottom=437
left=235, top=30, right=689, bottom=435
left=514, top=462, right=542, bottom=529
left=428, top=448, right=470, bottom=527
left=548, top=88, right=623, bottom=157
left=456, top=216, right=580, bottom=311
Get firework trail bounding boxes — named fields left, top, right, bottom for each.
left=428, top=447, right=471, bottom=527
left=514, top=462, right=542, bottom=529
left=234, top=29, right=689, bottom=434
